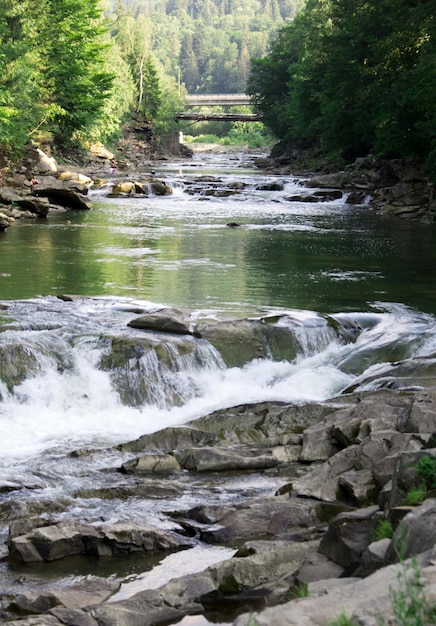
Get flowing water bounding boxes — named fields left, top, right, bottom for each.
left=1, top=149, right=436, bottom=614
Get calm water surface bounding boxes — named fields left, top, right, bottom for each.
left=1, top=150, right=436, bottom=315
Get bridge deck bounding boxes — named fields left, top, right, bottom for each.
left=175, top=112, right=262, bottom=122
left=186, top=93, right=251, bottom=107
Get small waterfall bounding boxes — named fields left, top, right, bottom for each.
left=100, top=335, right=225, bottom=408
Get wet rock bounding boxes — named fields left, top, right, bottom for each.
left=193, top=319, right=269, bottom=367
left=74, top=481, right=184, bottom=500
left=193, top=495, right=319, bottom=545
left=285, top=190, right=343, bottom=202
left=8, top=519, right=188, bottom=563
left=34, top=185, right=90, bottom=210
left=15, top=197, right=50, bottom=217
left=118, top=425, right=218, bottom=454
left=0, top=343, right=43, bottom=390
left=175, top=446, right=279, bottom=472
left=99, top=334, right=202, bottom=406
left=0, top=212, right=13, bottom=230
left=128, top=311, right=192, bottom=335
left=9, top=577, right=119, bottom=615
left=255, top=182, right=284, bottom=191
left=121, top=453, right=181, bottom=474
left=90, top=539, right=320, bottom=625
left=190, top=400, right=340, bottom=447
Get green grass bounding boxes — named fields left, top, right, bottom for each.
left=371, top=519, right=394, bottom=542
left=328, top=611, right=354, bottom=626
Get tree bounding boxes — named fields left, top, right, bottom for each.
left=0, top=0, right=49, bottom=152
left=41, top=0, right=114, bottom=147
left=248, top=0, right=436, bottom=176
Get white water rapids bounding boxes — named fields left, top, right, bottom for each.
left=0, top=296, right=435, bottom=476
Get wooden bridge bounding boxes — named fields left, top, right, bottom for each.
left=175, top=93, right=262, bottom=122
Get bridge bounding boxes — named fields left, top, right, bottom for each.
left=176, top=93, right=261, bottom=122
left=186, top=93, right=252, bottom=107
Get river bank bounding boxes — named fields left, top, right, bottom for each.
left=1, top=147, right=436, bottom=624
left=1, top=143, right=435, bottom=232
left=254, top=151, right=436, bottom=221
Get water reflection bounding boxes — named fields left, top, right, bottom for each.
left=1, top=153, right=436, bottom=315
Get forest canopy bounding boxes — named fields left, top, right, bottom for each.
left=1, top=0, right=434, bottom=177
left=247, top=0, right=436, bottom=176
left=0, top=0, right=303, bottom=156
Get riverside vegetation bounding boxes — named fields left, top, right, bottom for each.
left=1, top=0, right=434, bottom=202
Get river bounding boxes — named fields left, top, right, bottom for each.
left=1, top=149, right=436, bottom=618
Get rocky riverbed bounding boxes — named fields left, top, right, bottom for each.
left=1, top=145, right=435, bottom=233
left=2, top=302, right=436, bottom=625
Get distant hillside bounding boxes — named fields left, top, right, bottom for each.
left=108, top=0, right=304, bottom=93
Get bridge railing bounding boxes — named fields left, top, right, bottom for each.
left=186, top=94, right=251, bottom=106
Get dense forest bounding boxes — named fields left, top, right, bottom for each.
left=0, top=0, right=434, bottom=178
left=248, top=0, right=436, bottom=179
left=0, top=0, right=302, bottom=156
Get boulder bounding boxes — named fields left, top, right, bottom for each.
left=121, top=453, right=181, bottom=474
left=8, top=519, right=188, bottom=563
left=318, top=505, right=380, bottom=571
left=292, top=446, right=360, bottom=502
left=386, top=498, right=436, bottom=562
left=15, top=197, right=50, bottom=217
left=193, top=319, right=271, bottom=367
left=57, top=171, right=93, bottom=186
left=175, top=446, right=279, bottom=472
left=190, top=400, right=338, bottom=447
left=0, top=212, right=13, bottom=230
left=118, top=425, right=218, bottom=454
left=34, top=185, right=90, bottom=210
left=336, top=469, right=378, bottom=506
left=9, top=577, right=119, bottom=615
left=0, top=186, right=22, bottom=204
left=195, top=495, right=319, bottom=544
left=128, top=310, right=192, bottom=335
left=0, top=343, right=44, bottom=390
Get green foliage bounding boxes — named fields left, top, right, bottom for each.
left=390, top=557, right=436, bottom=626
left=0, top=0, right=114, bottom=154
left=415, top=455, right=436, bottom=490
left=109, top=0, right=304, bottom=94
left=328, top=611, right=354, bottom=626
left=403, top=486, right=427, bottom=506
left=371, top=519, right=393, bottom=542
left=248, top=0, right=436, bottom=173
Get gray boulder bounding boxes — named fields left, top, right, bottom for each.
left=9, top=577, right=119, bottom=615
left=8, top=519, right=187, bottom=563
left=318, top=505, right=380, bottom=571
left=121, top=453, right=181, bottom=474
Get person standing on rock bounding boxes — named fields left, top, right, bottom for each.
left=29, top=176, right=40, bottom=194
